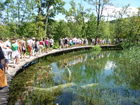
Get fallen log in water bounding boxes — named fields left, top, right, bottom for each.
left=32, top=83, right=99, bottom=92
left=81, top=83, right=99, bottom=88
left=32, top=83, right=77, bottom=92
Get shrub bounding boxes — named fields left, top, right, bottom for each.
left=92, top=45, right=102, bottom=51
left=52, top=42, right=60, bottom=49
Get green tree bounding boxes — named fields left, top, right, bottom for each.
left=85, top=14, right=96, bottom=38
left=0, top=25, right=10, bottom=39
left=111, top=6, right=140, bottom=47
left=65, top=0, right=87, bottom=38
left=84, top=0, right=111, bottom=44
left=0, top=2, right=5, bottom=23
left=37, top=0, right=65, bottom=37
left=53, top=20, right=70, bottom=40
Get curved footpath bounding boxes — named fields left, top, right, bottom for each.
left=0, top=45, right=119, bottom=105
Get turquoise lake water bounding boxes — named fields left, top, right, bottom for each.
left=8, top=50, right=140, bottom=105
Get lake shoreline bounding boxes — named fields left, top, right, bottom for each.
left=0, top=46, right=93, bottom=105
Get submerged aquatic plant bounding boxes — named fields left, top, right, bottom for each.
left=8, top=48, right=140, bottom=105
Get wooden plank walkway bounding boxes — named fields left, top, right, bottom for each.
left=0, top=45, right=120, bottom=105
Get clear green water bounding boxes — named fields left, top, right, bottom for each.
left=8, top=50, right=140, bottom=105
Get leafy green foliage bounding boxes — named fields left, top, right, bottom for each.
left=0, top=25, right=10, bottom=39
left=92, top=45, right=102, bottom=51
left=110, top=15, right=140, bottom=48
left=52, top=42, right=60, bottom=49
left=0, top=0, right=139, bottom=49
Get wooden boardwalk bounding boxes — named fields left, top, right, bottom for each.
left=0, top=45, right=120, bottom=105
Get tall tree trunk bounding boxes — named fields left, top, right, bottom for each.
left=95, top=0, right=101, bottom=45
left=45, top=5, right=50, bottom=37
left=17, top=2, right=20, bottom=23
left=36, top=0, right=42, bottom=39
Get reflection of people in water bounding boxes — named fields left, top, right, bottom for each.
left=0, top=46, right=8, bottom=88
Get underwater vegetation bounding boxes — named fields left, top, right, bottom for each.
left=8, top=48, right=140, bottom=105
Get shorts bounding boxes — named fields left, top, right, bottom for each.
left=28, top=45, right=32, bottom=52
left=1, top=59, right=5, bottom=65
left=22, top=49, right=26, bottom=54
left=12, top=51, right=20, bottom=59
left=5, top=59, right=9, bottom=64
left=0, top=59, right=5, bottom=69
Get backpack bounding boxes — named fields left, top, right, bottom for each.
left=0, top=47, right=5, bottom=60
left=11, top=43, right=18, bottom=51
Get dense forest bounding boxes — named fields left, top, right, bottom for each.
left=0, top=0, right=140, bottom=47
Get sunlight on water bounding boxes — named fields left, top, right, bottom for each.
left=104, top=61, right=116, bottom=71
left=9, top=50, right=140, bottom=105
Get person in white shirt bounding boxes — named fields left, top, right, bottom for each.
left=49, top=38, right=54, bottom=48
left=4, top=38, right=11, bottom=48
left=4, top=39, right=12, bottom=61
left=2, top=45, right=12, bottom=70
left=32, top=37, right=36, bottom=56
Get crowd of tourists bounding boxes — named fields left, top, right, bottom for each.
left=0, top=37, right=112, bottom=71
left=0, top=37, right=54, bottom=71
left=0, top=37, right=112, bottom=88
left=59, top=38, right=89, bottom=48
left=59, top=38, right=111, bottom=47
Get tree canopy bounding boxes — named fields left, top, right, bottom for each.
left=0, top=0, right=139, bottom=47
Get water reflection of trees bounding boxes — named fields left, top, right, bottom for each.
left=57, top=51, right=112, bottom=68
left=9, top=50, right=140, bottom=105
left=60, top=51, right=113, bottom=85
left=59, top=50, right=140, bottom=105
left=112, top=58, right=140, bottom=90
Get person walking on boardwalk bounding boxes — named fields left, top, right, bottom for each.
left=27, top=38, right=33, bottom=57
left=0, top=40, right=6, bottom=71
left=11, top=39, right=20, bottom=65
left=21, top=38, right=27, bottom=59
left=0, top=46, right=8, bottom=88
left=2, top=44, right=12, bottom=71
